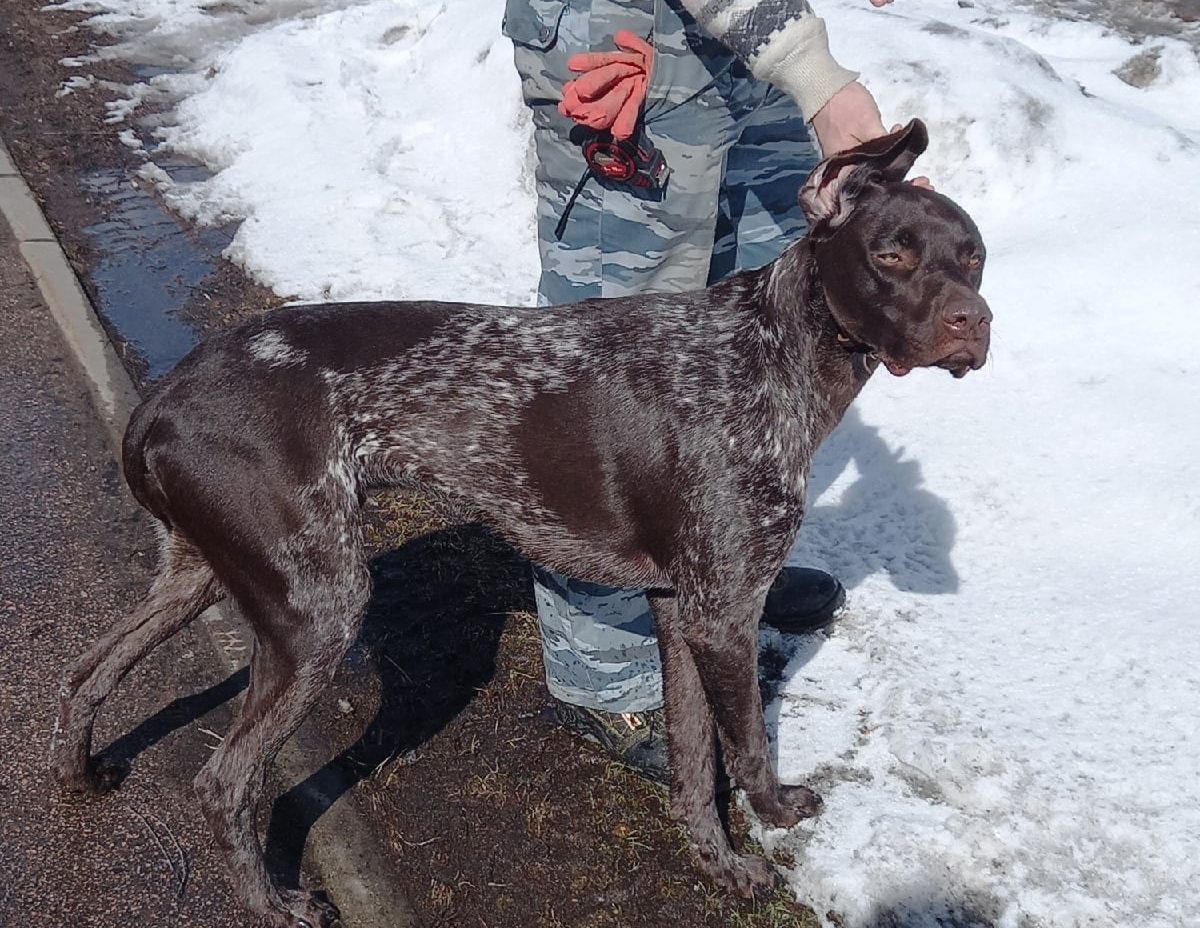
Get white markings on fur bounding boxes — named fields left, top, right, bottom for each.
left=243, top=252, right=865, bottom=596
left=247, top=330, right=306, bottom=368
left=326, top=307, right=590, bottom=506
left=279, top=458, right=367, bottom=621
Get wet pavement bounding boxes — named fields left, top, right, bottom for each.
left=81, top=160, right=230, bottom=382
left=0, top=213, right=257, bottom=927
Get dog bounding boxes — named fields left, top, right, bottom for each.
left=51, top=119, right=990, bottom=927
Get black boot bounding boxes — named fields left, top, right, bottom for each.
left=761, top=566, right=845, bottom=634
left=554, top=702, right=734, bottom=791
left=554, top=702, right=670, bottom=785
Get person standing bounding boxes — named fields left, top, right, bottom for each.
left=503, top=0, right=898, bottom=781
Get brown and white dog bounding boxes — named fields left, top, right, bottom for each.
left=51, top=120, right=989, bottom=927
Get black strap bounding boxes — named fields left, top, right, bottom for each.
left=554, top=167, right=592, bottom=240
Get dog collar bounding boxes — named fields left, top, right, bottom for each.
left=835, top=331, right=881, bottom=378
left=805, top=263, right=879, bottom=376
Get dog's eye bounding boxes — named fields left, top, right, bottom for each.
left=876, top=252, right=903, bottom=266
left=967, top=254, right=984, bottom=270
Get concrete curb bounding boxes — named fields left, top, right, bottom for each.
left=0, top=138, right=419, bottom=928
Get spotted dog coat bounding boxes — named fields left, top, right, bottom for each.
left=51, top=121, right=992, bottom=927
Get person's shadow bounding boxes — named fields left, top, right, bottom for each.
left=793, top=405, right=960, bottom=596
left=849, top=894, right=998, bottom=927
left=754, top=415, right=971, bottom=928
left=759, top=406, right=960, bottom=748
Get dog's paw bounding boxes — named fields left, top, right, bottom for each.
left=54, top=757, right=129, bottom=797
left=87, top=757, right=130, bottom=794
left=754, top=784, right=823, bottom=829
left=266, top=889, right=342, bottom=928
left=702, top=852, right=782, bottom=900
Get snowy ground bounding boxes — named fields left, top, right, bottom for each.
left=51, top=1, right=1200, bottom=926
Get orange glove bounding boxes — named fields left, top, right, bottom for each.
left=558, top=30, right=653, bottom=141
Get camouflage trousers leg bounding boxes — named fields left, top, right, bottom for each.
left=504, top=0, right=818, bottom=712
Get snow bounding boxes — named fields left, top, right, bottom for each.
left=52, top=0, right=540, bottom=303
left=51, top=0, right=1200, bottom=925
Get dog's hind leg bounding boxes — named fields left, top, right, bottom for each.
left=653, top=594, right=783, bottom=899
left=194, top=527, right=370, bottom=928
left=51, top=530, right=221, bottom=794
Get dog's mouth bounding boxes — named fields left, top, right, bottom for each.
left=878, top=346, right=986, bottom=379
left=933, top=346, right=987, bottom=379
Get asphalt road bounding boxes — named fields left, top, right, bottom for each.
left=0, top=213, right=260, bottom=926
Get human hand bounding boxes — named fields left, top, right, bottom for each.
left=809, top=81, right=887, bottom=156
left=559, top=30, right=653, bottom=140
left=810, top=84, right=933, bottom=188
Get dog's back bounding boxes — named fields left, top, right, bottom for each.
left=124, top=283, right=782, bottom=589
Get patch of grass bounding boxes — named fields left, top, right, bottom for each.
left=727, top=888, right=820, bottom=928
left=365, top=488, right=448, bottom=549
left=428, top=877, right=455, bottom=910
left=463, top=761, right=512, bottom=802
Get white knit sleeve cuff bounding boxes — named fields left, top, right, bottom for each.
left=749, top=16, right=859, bottom=122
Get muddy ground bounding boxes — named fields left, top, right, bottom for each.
left=0, top=2, right=817, bottom=926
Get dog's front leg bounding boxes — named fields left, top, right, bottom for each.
left=679, top=584, right=822, bottom=832
left=652, top=594, right=781, bottom=899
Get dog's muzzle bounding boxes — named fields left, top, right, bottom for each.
left=934, top=298, right=991, bottom=378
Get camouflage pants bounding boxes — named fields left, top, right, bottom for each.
left=504, top=0, right=819, bottom=712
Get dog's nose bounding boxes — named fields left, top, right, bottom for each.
left=941, top=302, right=992, bottom=336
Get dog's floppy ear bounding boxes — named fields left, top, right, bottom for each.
left=799, top=118, right=929, bottom=231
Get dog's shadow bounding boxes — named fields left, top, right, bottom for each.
left=89, top=521, right=527, bottom=894
left=262, top=520, right=532, bottom=890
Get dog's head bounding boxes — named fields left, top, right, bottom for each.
left=800, top=119, right=991, bottom=378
